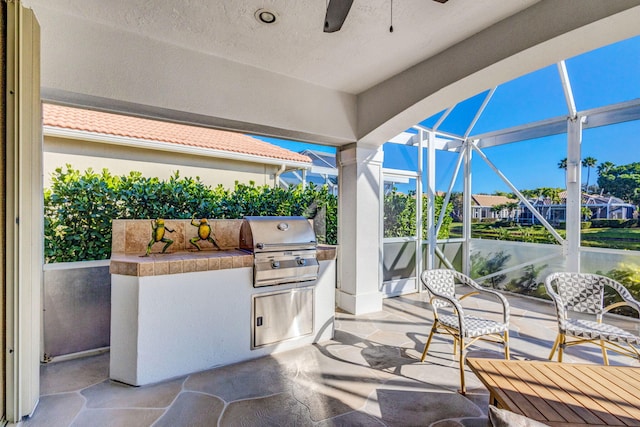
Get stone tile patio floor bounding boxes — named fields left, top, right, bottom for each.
left=22, top=292, right=640, bottom=427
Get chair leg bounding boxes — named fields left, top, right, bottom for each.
left=548, top=334, right=560, bottom=361
left=558, top=334, right=565, bottom=363
left=421, top=324, right=437, bottom=362
left=503, top=330, right=510, bottom=360
left=459, top=336, right=466, bottom=395
left=600, top=340, right=609, bottom=365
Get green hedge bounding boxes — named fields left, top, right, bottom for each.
left=383, top=189, right=453, bottom=239
left=44, top=166, right=337, bottom=263
left=556, top=221, right=593, bottom=230
left=590, top=219, right=637, bottom=228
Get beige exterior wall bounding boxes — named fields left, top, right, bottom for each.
left=44, top=135, right=281, bottom=189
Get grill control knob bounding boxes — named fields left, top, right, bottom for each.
left=297, top=258, right=306, bottom=266
left=277, top=222, right=289, bottom=231
left=271, top=261, right=280, bottom=269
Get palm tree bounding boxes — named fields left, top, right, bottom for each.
left=558, top=158, right=567, bottom=170
left=582, top=156, right=597, bottom=192
left=558, top=158, right=568, bottom=188
left=541, top=187, right=562, bottom=204
left=597, top=161, right=614, bottom=176
left=505, top=202, right=520, bottom=221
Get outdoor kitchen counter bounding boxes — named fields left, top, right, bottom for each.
left=109, top=245, right=337, bottom=277
left=109, top=229, right=337, bottom=386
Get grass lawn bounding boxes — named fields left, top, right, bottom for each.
left=447, top=222, right=640, bottom=251
left=581, top=227, right=640, bottom=250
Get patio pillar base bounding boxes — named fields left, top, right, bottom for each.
left=336, top=289, right=384, bottom=315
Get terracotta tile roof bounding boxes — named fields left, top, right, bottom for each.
left=43, top=104, right=311, bottom=164
left=472, top=194, right=514, bottom=207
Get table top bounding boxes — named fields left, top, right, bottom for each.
left=467, top=357, right=640, bottom=427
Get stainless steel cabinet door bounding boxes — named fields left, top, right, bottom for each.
left=253, top=287, right=314, bottom=348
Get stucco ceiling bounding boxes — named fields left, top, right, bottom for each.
left=20, top=0, right=640, bottom=146
left=23, top=0, right=538, bottom=94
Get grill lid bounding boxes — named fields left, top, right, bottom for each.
left=239, top=216, right=316, bottom=252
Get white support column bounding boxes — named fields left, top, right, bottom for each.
left=416, top=131, right=424, bottom=287
left=463, top=141, right=473, bottom=275
left=425, top=130, right=436, bottom=271
left=336, top=145, right=384, bottom=315
left=566, top=117, right=584, bottom=272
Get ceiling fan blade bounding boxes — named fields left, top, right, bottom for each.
left=324, top=0, right=354, bottom=33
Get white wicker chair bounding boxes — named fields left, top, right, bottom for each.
left=420, top=269, right=510, bottom=394
left=544, top=272, right=640, bottom=364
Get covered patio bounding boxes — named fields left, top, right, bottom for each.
left=4, top=0, right=640, bottom=424
left=23, top=293, right=640, bottom=426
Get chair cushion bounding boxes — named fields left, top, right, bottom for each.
left=439, top=314, right=508, bottom=338
left=564, top=318, right=640, bottom=344
left=489, top=406, right=549, bottom=427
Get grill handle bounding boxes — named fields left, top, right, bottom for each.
left=256, top=242, right=317, bottom=251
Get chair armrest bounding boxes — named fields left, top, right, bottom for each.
left=600, top=275, right=640, bottom=317
left=476, top=287, right=510, bottom=325
left=429, top=293, right=467, bottom=332
left=453, top=271, right=510, bottom=325
left=603, top=301, right=640, bottom=315
left=611, top=286, right=640, bottom=312
left=459, top=291, right=480, bottom=301
left=621, top=298, right=640, bottom=314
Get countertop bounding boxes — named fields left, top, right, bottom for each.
left=110, top=245, right=337, bottom=277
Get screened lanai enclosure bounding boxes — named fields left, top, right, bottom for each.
left=381, top=34, right=640, bottom=305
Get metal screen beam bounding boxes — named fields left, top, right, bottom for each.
left=470, top=98, right=640, bottom=149
left=471, top=143, right=564, bottom=244
left=436, top=149, right=464, bottom=237
left=464, top=88, right=496, bottom=138
left=425, top=129, right=436, bottom=270
left=565, top=117, right=585, bottom=272
left=557, top=61, right=577, bottom=118
left=462, top=141, right=472, bottom=274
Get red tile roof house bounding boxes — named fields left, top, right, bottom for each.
left=43, top=103, right=312, bottom=188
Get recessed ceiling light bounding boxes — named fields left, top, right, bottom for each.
left=255, top=9, right=277, bottom=24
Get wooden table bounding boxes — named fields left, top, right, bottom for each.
left=467, top=358, right=640, bottom=426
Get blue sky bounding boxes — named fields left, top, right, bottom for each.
left=254, top=34, right=640, bottom=195
left=252, top=136, right=336, bottom=154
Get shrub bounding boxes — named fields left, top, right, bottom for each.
left=557, top=221, right=592, bottom=230
left=495, top=220, right=515, bottom=227
left=44, top=166, right=338, bottom=263
left=382, top=189, right=453, bottom=239
left=590, top=219, right=637, bottom=228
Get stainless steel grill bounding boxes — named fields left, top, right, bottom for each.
left=240, top=216, right=319, bottom=287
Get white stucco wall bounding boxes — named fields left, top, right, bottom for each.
left=44, top=135, right=280, bottom=189
left=32, top=5, right=357, bottom=147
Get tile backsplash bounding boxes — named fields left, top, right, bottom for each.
left=112, top=219, right=244, bottom=254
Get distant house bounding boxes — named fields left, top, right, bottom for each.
left=583, top=193, right=635, bottom=220
left=518, top=191, right=635, bottom=224
left=471, top=194, right=518, bottom=221
left=43, top=104, right=312, bottom=189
